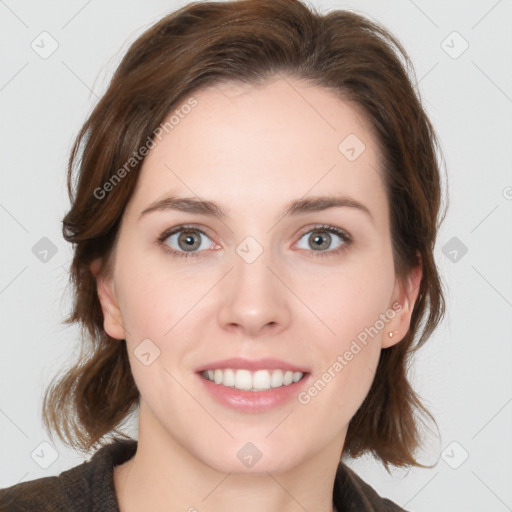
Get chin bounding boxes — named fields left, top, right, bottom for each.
left=192, top=436, right=307, bottom=476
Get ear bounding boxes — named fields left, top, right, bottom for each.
left=382, top=252, right=423, bottom=349
left=90, top=258, right=126, bottom=340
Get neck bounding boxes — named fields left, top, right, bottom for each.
left=114, top=406, right=343, bottom=512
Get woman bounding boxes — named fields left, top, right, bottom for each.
left=0, top=0, right=446, bottom=510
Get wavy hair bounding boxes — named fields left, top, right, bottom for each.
left=42, top=0, right=447, bottom=470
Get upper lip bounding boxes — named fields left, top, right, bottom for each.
left=195, top=357, right=310, bottom=373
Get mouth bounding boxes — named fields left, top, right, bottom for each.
left=195, top=357, right=310, bottom=411
left=199, top=368, right=306, bottom=392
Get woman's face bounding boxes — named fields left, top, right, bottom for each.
left=94, top=76, right=420, bottom=474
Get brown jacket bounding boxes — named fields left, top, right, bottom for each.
left=0, top=439, right=408, bottom=511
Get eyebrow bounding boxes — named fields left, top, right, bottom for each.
left=139, top=194, right=374, bottom=224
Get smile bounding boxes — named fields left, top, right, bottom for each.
left=200, top=368, right=305, bottom=392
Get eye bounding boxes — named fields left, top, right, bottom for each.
left=295, top=225, right=352, bottom=257
left=157, top=224, right=352, bottom=259
left=157, top=225, right=216, bottom=258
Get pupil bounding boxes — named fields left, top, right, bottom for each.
left=180, top=232, right=199, bottom=250
left=312, top=232, right=330, bottom=250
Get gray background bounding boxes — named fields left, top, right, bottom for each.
left=1, top=0, right=511, bottom=510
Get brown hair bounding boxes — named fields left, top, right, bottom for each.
left=42, top=0, right=447, bottom=469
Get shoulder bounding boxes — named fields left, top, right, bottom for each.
left=0, top=474, right=76, bottom=512
left=334, top=461, right=409, bottom=512
left=0, top=438, right=137, bottom=512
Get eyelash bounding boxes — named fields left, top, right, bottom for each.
left=156, top=224, right=352, bottom=259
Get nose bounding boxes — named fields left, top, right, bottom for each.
left=216, top=244, right=292, bottom=338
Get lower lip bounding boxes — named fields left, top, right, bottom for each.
left=196, top=372, right=310, bottom=413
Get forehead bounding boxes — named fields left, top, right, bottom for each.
left=126, top=77, right=386, bottom=220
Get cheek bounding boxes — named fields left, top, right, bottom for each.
left=114, top=250, right=190, bottom=340
left=305, top=258, right=395, bottom=346
left=114, top=254, right=210, bottom=392
left=296, top=257, right=394, bottom=408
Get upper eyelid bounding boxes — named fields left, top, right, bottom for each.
left=297, top=224, right=350, bottom=238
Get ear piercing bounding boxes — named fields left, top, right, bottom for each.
left=388, top=330, right=399, bottom=338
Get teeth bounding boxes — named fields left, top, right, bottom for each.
left=270, top=369, right=284, bottom=388
left=235, top=369, right=252, bottom=390
left=201, top=368, right=304, bottom=391
left=253, top=369, right=270, bottom=390
left=223, top=369, right=235, bottom=387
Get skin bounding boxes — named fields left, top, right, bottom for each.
left=91, top=76, right=421, bottom=512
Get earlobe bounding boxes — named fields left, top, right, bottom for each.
left=382, top=257, right=422, bottom=349
left=90, top=258, right=126, bottom=340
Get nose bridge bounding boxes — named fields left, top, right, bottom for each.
left=216, top=232, right=290, bottom=334
left=235, top=236, right=272, bottom=287
left=232, top=233, right=277, bottom=305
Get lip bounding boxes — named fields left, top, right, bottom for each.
left=196, top=371, right=311, bottom=412
left=195, top=358, right=311, bottom=413
left=195, top=357, right=310, bottom=373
